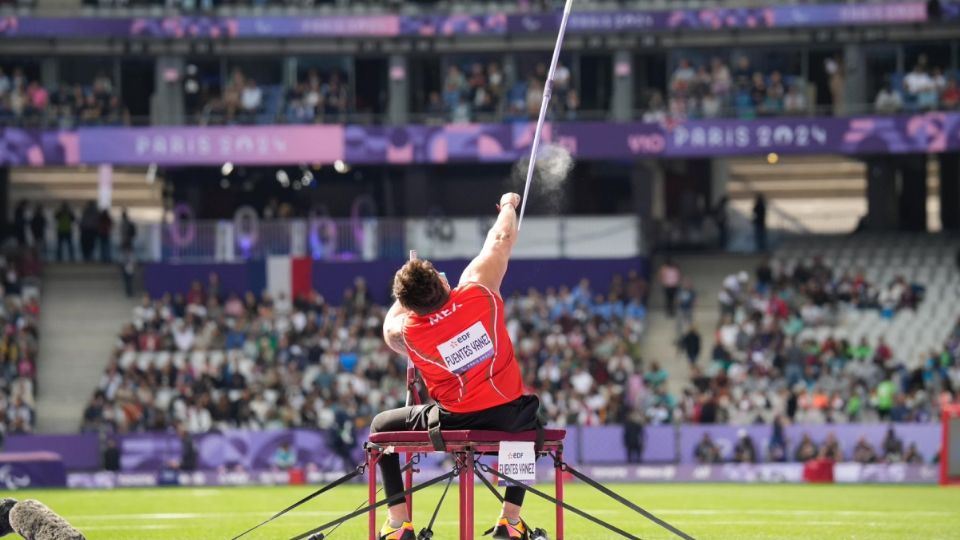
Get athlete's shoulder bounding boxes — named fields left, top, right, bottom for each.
left=454, top=281, right=501, bottom=300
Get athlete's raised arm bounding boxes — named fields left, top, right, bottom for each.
left=382, top=300, right=409, bottom=355
left=459, top=192, right=520, bottom=293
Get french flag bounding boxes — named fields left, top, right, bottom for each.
left=266, top=256, right=313, bottom=301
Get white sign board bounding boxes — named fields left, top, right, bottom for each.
left=497, top=441, right=536, bottom=486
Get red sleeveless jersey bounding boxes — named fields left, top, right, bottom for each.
left=402, top=282, right=523, bottom=413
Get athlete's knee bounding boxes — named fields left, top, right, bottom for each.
left=370, top=409, right=397, bottom=434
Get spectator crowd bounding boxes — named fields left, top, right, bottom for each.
left=11, top=199, right=137, bottom=264
left=80, top=271, right=653, bottom=435
left=875, top=56, right=960, bottom=114
left=693, top=423, right=928, bottom=465
left=78, top=255, right=956, bottom=454
left=672, top=255, right=955, bottom=433
left=649, top=55, right=812, bottom=122
left=426, top=61, right=579, bottom=124
left=189, top=66, right=351, bottom=126
left=0, top=68, right=130, bottom=127
left=0, top=247, right=42, bottom=442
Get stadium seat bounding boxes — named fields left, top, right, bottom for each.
left=365, top=428, right=567, bottom=540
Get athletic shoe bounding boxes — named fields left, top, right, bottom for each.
left=491, top=517, right=527, bottom=539
left=379, top=520, right=416, bottom=540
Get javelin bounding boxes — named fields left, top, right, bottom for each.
left=517, top=0, right=575, bottom=231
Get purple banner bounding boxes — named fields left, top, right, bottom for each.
left=143, top=257, right=648, bottom=306
left=0, top=452, right=68, bottom=489
left=77, top=125, right=344, bottom=166
left=4, top=433, right=100, bottom=471
left=0, top=3, right=940, bottom=39
left=4, top=113, right=960, bottom=167
left=678, top=423, right=941, bottom=464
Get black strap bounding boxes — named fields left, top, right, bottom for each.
left=476, top=461, right=645, bottom=540
left=426, top=405, right=446, bottom=452
left=561, top=462, right=696, bottom=540
left=289, top=467, right=459, bottom=540
left=473, top=465, right=537, bottom=539
left=323, top=456, right=420, bottom=540
left=231, top=467, right=362, bottom=540
left=534, top=422, right=545, bottom=454
left=418, top=470, right=454, bottom=539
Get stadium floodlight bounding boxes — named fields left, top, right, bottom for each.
left=145, top=163, right=157, bottom=184
left=221, top=162, right=234, bottom=176
left=300, top=166, right=314, bottom=186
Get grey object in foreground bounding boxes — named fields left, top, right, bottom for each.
left=0, top=499, right=85, bottom=540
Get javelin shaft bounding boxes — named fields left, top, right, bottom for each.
left=517, top=0, right=574, bottom=231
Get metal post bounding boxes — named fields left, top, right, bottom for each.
left=555, top=448, right=565, bottom=540
left=404, top=452, right=414, bottom=521
left=368, top=449, right=379, bottom=540
left=465, top=450, right=475, bottom=540
left=458, top=452, right=467, bottom=540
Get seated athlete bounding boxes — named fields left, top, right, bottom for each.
left=373, top=192, right=541, bottom=540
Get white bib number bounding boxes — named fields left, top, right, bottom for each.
left=497, top=441, right=536, bottom=485
left=436, top=321, right=495, bottom=374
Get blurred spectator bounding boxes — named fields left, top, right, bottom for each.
left=875, top=81, right=904, bottom=114
left=55, top=202, right=76, bottom=261
left=903, top=442, right=924, bottom=464
left=694, top=433, right=721, bottom=463
left=623, top=410, right=645, bottom=463
left=679, top=325, right=701, bottom=366
left=853, top=436, right=878, bottom=464
left=240, top=78, right=263, bottom=123
left=272, top=442, right=297, bottom=470
left=904, top=63, right=937, bottom=110
left=12, top=201, right=28, bottom=246
left=104, top=439, right=121, bottom=471
left=753, top=193, right=767, bottom=252
left=733, top=429, right=757, bottom=463
left=659, top=259, right=681, bottom=317
left=794, top=433, right=819, bottom=462
left=882, top=426, right=904, bottom=461
left=783, top=82, right=809, bottom=115
left=941, top=78, right=960, bottom=109
left=30, top=204, right=47, bottom=256
left=768, top=416, right=787, bottom=462
left=98, top=209, right=114, bottom=263
left=80, top=201, right=99, bottom=261
left=120, top=209, right=136, bottom=255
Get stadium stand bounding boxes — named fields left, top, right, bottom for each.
left=675, top=234, right=959, bottom=426
left=0, top=246, right=42, bottom=440
left=0, top=66, right=131, bottom=128
left=80, top=272, right=652, bottom=433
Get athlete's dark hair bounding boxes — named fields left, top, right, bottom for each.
left=392, top=259, right=449, bottom=316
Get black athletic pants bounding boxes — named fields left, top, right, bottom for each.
left=370, top=395, right=541, bottom=509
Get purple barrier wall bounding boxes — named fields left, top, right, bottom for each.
left=64, top=463, right=942, bottom=489
left=678, top=423, right=941, bottom=464
left=0, top=2, right=945, bottom=40
left=6, top=424, right=940, bottom=473
left=0, top=452, right=68, bottom=488
left=4, top=113, right=960, bottom=167
left=4, top=433, right=101, bottom=471
left=144, top=257, right=649, bottom=305
left=576, top=425, right=675, bottom=464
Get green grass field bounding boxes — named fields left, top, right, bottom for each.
left=8, top=483, right=960, bottom=540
